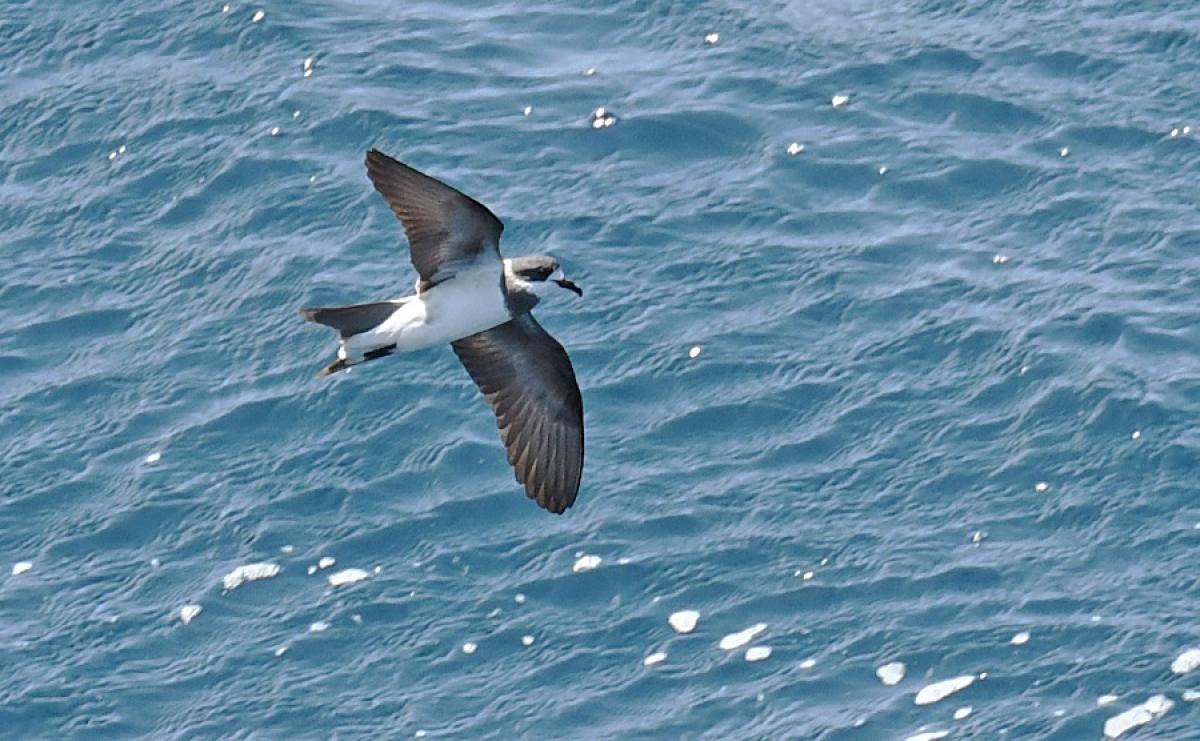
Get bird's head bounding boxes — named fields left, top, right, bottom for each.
left=509, top=255, right=583, bottom=298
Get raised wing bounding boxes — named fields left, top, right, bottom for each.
left=452, top=314, right=584, bottom=514
left=365, top=149, right=504, bottom=289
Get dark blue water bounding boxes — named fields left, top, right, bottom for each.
left=2, top=1, right=1199, bottom=738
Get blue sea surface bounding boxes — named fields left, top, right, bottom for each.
left=2, top=1, right=1200, bottom=738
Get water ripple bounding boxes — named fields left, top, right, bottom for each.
left=2, top=0, right=1200, bottom=738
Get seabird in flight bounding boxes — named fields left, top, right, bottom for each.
left=302, top=149, right=585, bottom=514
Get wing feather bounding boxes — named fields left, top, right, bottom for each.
left=452, top=315, right=584, bottom=513
left=365, top=149, right=504, bottom=288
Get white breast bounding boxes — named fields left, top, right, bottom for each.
left=343, top=264, right=510, bottom=358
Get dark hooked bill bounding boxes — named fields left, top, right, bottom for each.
left=555, top=279, right=583, bottom=296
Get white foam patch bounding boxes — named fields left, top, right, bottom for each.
left=1103, top=695, right=1174, bottom=738
left=309, top=620, right=330, bottom=633
left=704, top=32, right=720, bottom=44
left=251, top=9, right=265, bottom=22
left=669, top=610, right=700, bottom=633
left=521, top=635, right=534, bottom=647
left=1098, top=694, right=1119, bottom=706
left=1171, top=648, right=1200, bottom=675
left=222, top=563, right=279, bottom=591
left=904, top=732, right=948, bottom=741
left=179, top=604, right=202, bottom=625
left=145, top=451, right=161, bottom=464
left=799, top=658, right=816, bottom=668
left=719, top=623, right=767, bottom=650
left=11, top=561, right=32, bottom=576
left=954, top=706, right=972, bottom=720
left=573, top=554, right=601, bottom=572
left=877, top=661, right=906, bottom=685
left=915, top=675, right=975, bottom=706
left=786, top=142, right=805, bottom=156
left=689, top=345, right=703, bottom=358
left=589, top=107, right=617, bottom=129
left=462, top=642, right=478, bottom=655
left=318, top=556, right=335, bottom=569
left=1182, top=689, right=1200, bottom=702
left=832, top=94, right=850, bottom=108
left=643, top=652, right=666, bottom=666
left=328, top=568, right=370, bottom=587
left=1011, top=631, right=1030, bottom=645
left=745, top=646, right=772, bottom=662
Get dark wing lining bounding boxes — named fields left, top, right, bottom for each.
left=365, top=149, right=504, bottom=288
left=452, top=314, right=584, bottom=514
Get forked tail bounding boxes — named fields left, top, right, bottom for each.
left=300, top=302, right=399, bottom=338
left=300, top=301, right=401, bottom=377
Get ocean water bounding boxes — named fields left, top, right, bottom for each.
left=2, top=0, right=1200, bottom=738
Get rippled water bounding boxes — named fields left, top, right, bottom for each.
left=3, top=1, right=1200, bottom=738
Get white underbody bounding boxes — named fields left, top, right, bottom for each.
left=338, top=260, right=515, bottom=363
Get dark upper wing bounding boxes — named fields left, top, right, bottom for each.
left=452, top=314, right=584, bottom=514
left=365, top=149, right=504, bottom=288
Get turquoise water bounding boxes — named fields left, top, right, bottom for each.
left=3, top=1, right=1200, bottom=737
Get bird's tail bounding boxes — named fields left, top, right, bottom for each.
left=300, top=302, right=400, bottom=339
left=301, top=301, right=401, bottom=377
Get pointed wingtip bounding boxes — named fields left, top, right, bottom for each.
left=364, top=148, right=407, bottom=185
left=365, top=148, right=392, bottom=169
